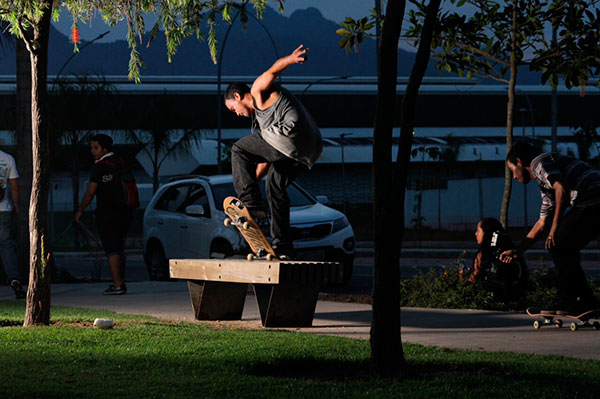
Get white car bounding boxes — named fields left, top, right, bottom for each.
left=143, top=175, right=355, bottom=283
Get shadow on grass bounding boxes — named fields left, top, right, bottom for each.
left=245, top=356, right=600, bottom=393
left=246, top=358, right=373, bottom=381
left=0, top=319, right=22, bottom=327
left=245, top=357, right=520, bottom=381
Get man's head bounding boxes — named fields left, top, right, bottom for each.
left=224, top=83, right=254, bottom=117
left=506, top=141, right=539, bottom=184
left=90, top=134, right=113, bottom=160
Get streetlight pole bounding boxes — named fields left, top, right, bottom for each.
left=374, top=0, right=382, bottom=71
left=551, top=25, right=558, bottom=153
left=340, top=133, right=352, bottom=214
left=520, top=108, right=529, bottom=228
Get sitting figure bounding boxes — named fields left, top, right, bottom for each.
left=467, top=217, right=528, bottom=302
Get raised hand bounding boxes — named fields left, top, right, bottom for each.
left=289, top=44, right=309, bottom=64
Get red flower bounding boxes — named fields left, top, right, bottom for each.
left=71, top=25, right=80, bottom=44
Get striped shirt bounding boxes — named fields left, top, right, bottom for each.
left=530, top=153, right=600, bottom=218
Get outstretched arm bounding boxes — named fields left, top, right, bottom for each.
left=499, top=216, right=547, bottom=263
left=251, top=45, right=308, bottom=107
left=75, top=182, right=98, bottom=223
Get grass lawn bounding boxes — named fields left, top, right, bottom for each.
left=0, top=301, right=598, bottom=398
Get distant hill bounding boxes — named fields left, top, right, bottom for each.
left=0, top=7, right=436, bottom=78
left=0, top=7, right=545, bottom=84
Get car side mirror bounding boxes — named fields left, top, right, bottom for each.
left=316, top=195, right=329, bottom=205
left=185, top=205, right=205, bottom=217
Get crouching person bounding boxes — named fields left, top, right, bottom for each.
left=465, top=217, right=528, bottom=302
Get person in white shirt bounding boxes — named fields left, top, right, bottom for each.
left=0, top=149, right=25, bottom=299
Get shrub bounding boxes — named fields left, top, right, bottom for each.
left=398, top=255, right=599, bottom=311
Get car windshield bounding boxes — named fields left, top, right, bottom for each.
left=212, top=181, right=315, bottom=211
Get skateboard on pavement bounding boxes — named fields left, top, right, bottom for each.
left=223, top=196, right=277, bottom=261
left=526, top=307, right=600, bottom=331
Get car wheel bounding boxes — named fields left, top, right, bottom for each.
left=210, top=240, right=234, bottom=259
left=145, top=242, right=170, bottom=281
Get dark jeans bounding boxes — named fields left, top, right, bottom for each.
left=231, top=133, right=307, bottom=247
left=549, top=204, right=600, bottom=304
left=0, top=212, right=19, bottom=283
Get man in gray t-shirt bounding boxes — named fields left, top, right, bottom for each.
left=0, top=149, right=25, bottom=299
left=501, top=141, right=600, bottom=314
left=224, top=45, right=323, bottom=258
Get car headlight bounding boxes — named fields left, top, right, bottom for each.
left=332, top=216, right=350, bottom=234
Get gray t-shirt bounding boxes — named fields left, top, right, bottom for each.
left=0, top=150, right=19, bottom=212
left=530, top=153, right=600, bottom=217
left=254, top=87, right=322, bottom=168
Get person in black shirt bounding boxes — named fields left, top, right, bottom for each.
left=76, top=134, right=134, bottom=295
left=468, top=217, right=528, bottom=302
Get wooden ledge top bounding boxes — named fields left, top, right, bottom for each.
left=169, top=258, right=343, bottom=284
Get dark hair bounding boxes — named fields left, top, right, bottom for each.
left=506, top=141, right=539, bottom=167
left=479, top=217, right=503, bottom=247
left=91, top=134, right=113, bottom=151
left=224, top=83, right=250, bottom=101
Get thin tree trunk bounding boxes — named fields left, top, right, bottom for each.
left=24, top=4, right=52, bottom=327
left=16, top=33, right=33, bottom=283
left=500, top=0, right=517, bottom=228
left=371, top=0, right=406, bottom=377
left=72, top=139, right=81, bottom=249
left=371, top=0, right=441, bottom=377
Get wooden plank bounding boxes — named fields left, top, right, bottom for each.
left=170, top=259, right=343, bottom=284
left=279, top=261, right=343, bottom=284
left=170, top=259, right=280, bottom=284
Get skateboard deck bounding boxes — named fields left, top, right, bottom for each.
left=526, top=307, right=600, bottom=331
left=223, top=196, right=276, bottom=261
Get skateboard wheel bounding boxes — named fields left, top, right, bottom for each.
left=555, top=319, right=563, bottom=328
left=533, top=320, right=541, bottom=329
left=593, top=321, right=600, bottom=330
left=242, top=221, right=250, bottom=230
left=570, top=322, right=578, bottom=332
left=224, top=218, right=232, bottom=227
left=247, top=253, right=254, bottom=261
left=266, top=253, right=274, bottom=261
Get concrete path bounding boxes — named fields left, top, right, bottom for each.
left=2, top=281, right=599, bottom=361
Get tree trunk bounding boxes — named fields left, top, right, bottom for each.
left=16, top=33, right=33, bottom=283
left=500, top=0, right=517, bottom=228
left=24, top=5, right=52, bottom=327
left=370, top=0, right=406, bottom=377
left=72, top=139, right=81, bottom=249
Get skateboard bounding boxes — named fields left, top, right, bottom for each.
left=526, top=307, right=600, bottom=331
left=223, top=196, right=277, bottom=261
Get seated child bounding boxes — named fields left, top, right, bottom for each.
left=466, top=217, right=528, bottom=301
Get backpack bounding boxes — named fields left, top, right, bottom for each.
left=99, top=156, right=140, bottom=209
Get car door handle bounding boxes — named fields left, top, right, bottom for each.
left=180, top=224, right=188, bottom=229
left=157, top=220, right=164, bottom=225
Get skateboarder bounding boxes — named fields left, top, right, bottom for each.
left=500, top=141, right=600, bottom=314
left=224, top=45, right=323, bottom=259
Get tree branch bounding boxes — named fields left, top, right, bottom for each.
left=455, top=42, right=510, bottom=66
left=15, top=20, right=34, bottom=54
